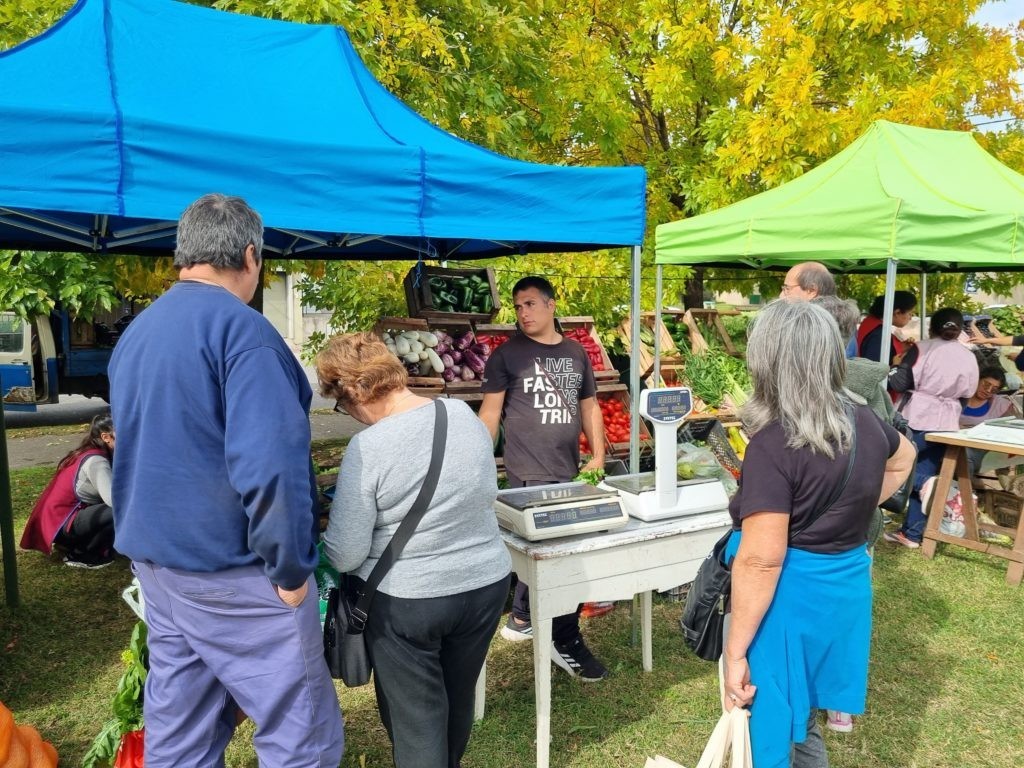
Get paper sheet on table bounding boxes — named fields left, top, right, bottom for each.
left=962, top=423, right=1024, bottom=446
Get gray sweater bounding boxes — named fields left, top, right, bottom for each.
left=323, top=398, right=511, bottom=599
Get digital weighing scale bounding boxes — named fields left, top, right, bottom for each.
left=494, top=482, right=629, bottom=541
left=601, top=387, right=729, bottom=522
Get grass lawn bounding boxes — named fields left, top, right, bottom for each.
left=3, top=464, right=1023, bottom=767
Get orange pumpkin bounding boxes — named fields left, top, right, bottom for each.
left=0, top=704, right=57, bottom=768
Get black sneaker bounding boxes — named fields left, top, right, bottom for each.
left=500, top=615, right=533, bottom=642
left=552, top=636, right=608, bottom=682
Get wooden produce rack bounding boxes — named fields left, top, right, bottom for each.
left=592, top=383, right=652, bottom=459
left=618, top=313, right=685, bottom=387
left=678, top=308, right=742, bottom=357
left=373, top=316, right=444, bottom=395
left=404, top=265, right=501, bottom=323
left=559, top=316, right=619, bottom=383
left=427, top=317, right=485, bottom=402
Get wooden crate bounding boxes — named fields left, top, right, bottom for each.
left=559, top=316, right=617, bottom=378
left=593, top=385, right=652, bottom=458
left=618, top=314, right=685, bottom=387
left=404, top=265, right=501, bottom=322
left=373, top=316, right=443, bottom=390
left=425, top=318, right=482, bottom=396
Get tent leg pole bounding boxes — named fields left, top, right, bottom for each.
left=879, top=259, right=898, bottom=364
left=1, top=374, right=20, bottom=608
left=654, top=266, right=663, bottom=385
left=919, top=273, right=928, bottom=338
left=629, top=246, right=642, bottom=474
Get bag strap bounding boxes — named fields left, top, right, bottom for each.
left=788, top=404, right=858, bottom=542
left=350, top=399, right=448, bottom=630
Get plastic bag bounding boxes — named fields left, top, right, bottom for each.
left=678, top=442, right=738, bottom=496
left=920, top=476, right=970, bottom=538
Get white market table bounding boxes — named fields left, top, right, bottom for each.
left=476, top=511, right=731, bottom=768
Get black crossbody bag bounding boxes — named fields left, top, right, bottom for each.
left=324, top=399, right=447, bottom=686
left=680, top=410, right=858, bottom=662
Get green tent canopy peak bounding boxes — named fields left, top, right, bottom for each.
left=655, top=120, right=1024, bottom=273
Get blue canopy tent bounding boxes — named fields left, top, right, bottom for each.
left=0, top=0, right=645, bottom=257
left=0, top=0, right=648, bottom=604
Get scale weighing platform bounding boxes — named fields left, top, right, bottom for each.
left=601, top=386, right=729, bottom=522
left=494, top=482, right=629, bottom=541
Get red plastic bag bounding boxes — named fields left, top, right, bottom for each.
left=115, top=728, right=144, bottom=768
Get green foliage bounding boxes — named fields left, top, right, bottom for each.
left=988, top=305, right=1024, bottom=335
left=0, top=251, right=119, bottom=320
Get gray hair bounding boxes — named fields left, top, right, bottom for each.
left=174, top=193, right=264, bottom=270
left=812, top=295, right=860, bottom=345
left=741, top=300, right=852, bottom=458
left=795, top=262, right=836, bottom=297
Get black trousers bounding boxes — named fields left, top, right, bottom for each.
left=505, top=473, right=584, bottom=645
left=365, top=574, right=511, bottom=768
left=54, top=503, right=114, bottom=562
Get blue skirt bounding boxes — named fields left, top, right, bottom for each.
left=725, top=532, right=872, bottom=768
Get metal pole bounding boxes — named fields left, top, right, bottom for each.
left=879, top=259, right=898, bottom=364
left=1, top=372, right=20, bottom=608
left=629, top=245, right=642, bottom=474
left=919, top=272, right=928, bottom=341
left=654, top=265, right=663, bottom=385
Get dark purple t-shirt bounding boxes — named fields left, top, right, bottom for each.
left=728, top=405, right=901, bottom=553
left=481, top=333, right=596, bottom=482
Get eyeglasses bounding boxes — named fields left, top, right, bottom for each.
left=333, top=400, right=348, bottom=415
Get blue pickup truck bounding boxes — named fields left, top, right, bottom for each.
left=1, top=308, right=134, bottom=412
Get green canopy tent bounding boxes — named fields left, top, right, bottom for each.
left=653, top=119, right=1024, bottom=369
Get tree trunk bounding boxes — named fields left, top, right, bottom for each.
left=681, top=269, right=704, bottom=309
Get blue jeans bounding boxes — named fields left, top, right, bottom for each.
left=901, top=430, right=944, bottom=542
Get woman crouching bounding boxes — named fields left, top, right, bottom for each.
left=722, top=301, right=914, bottom=767
left=21, top=413, right=117, bottom=568
left=317, top=332, right=511, bottom=768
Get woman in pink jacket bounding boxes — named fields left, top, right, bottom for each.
left=885, top=308, right=978, bottom=548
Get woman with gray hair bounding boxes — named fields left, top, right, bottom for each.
left=721, top=300, right=914, bottom=767
left=813, top=295, right=893, bottom=420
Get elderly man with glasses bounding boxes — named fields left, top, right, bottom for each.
left=780, top=261, right=836, bottom=301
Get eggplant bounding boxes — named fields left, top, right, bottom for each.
left=440, top=353, right=454, bottom=369
left=463, top=349, right=486, bottom=375
left=449, top=349, right=463, bottom=364
left=450, top=364, right=462, bottom=376
left=405, top=362, right=420, bottom=376
left=434, top=341, right=450, bottom=355
left=442, top=368, right=457, bottom=382
left=454, top=331, right=475, bottom=351
left=460, top=366, right=476, bottom=381
left=471, top=341, right=491, bottom=357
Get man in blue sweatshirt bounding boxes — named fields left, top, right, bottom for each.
left=109, top=194, right=343, bottom=767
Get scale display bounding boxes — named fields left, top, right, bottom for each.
left=533, top=502, right=625, bottom=529
left=640, top=387, right=693, bottom=424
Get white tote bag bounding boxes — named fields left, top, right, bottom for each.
left=642, top=708, right=752, bottom=768
left=644, top=657, right=753, bottom=768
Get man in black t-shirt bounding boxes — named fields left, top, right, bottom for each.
left=479, top=276, right=608, bottom=681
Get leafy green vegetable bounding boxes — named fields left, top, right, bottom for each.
left=84, top=621, right=148, bottom=768
left=573, top=468, right=606, bottom=485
